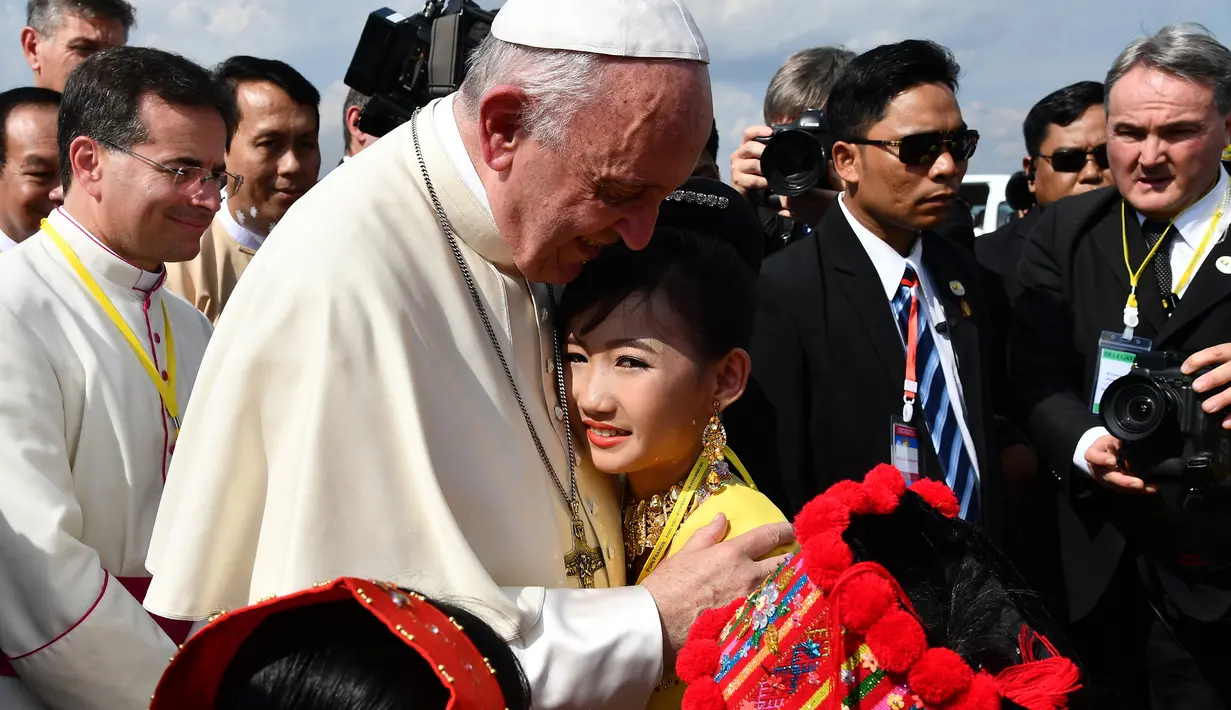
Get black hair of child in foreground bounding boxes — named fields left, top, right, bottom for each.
left=150, top=577, right=530, bottom=710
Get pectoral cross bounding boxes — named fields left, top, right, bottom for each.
left=563, top=507, right=605, bottom=589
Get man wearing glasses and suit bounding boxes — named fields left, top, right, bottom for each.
left=727, top=40, right=1006, bottom=544
left=0, top=46, right=234, bottom=710
left=1014, top=24, right=1231, bottom=708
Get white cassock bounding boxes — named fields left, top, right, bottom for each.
left=143, top=96, right=664, bottom=708
left=0, top=208, right=213, bottom=709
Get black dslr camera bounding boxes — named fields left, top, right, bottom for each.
left=344, top=1, right=496, bottom=138
left=754, top=108, right=838, bottom=197
left=1100, top=351, right=1231, bottom=486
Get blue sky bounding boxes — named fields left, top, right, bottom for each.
left=2, top=0, right=1229, bottom=179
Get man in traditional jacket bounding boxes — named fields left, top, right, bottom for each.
left=0, top=47, right=233, bottom=709
left=143, top=0, right=794, bottom=708
left=166, top=56, right=321, bottom=323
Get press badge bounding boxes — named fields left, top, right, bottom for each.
left=890, top=417, right=922, bottom=485
left=1090, top=331, right=1153, bottom=415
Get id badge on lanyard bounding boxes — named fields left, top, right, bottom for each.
left=890, top=277, right=923, bottom=486
left=1091, top=331, right=1152, bottom=415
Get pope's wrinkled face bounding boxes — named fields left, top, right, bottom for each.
left=1108, top=65, right=1231, bottom=220
left=491, top=61, right=712, bottom=284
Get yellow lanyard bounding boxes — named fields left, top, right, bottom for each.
left=635, top=445, right=757, bottom=584
left=42, top=219, right=180, bottom=432
left=1120, top=184, right=1230, bottom=335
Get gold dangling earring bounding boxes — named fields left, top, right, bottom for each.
left=701, top=401, right=727, bottom=489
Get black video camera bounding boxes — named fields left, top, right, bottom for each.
left=754, top=108, right=837, bottom=197
left=344, top=1, right=496, bottom=138
left=1100, top=351, right=1231, bottom=486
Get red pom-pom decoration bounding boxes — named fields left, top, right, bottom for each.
left=909, top=648, right=975, bottom=705
left=836, top=574, right=895, bottom=633
left=687, top=602, right=739, bottom=645
left=911, top=479, right=960, bottom=519
left=862, top=464, right=907, bottom=514
left=681, top=679, right=727, bottom=710
left=865, top=608, right=927, bottom=673
left=825, top=480, right=874, bottom=515
left=944, top=671, right=1001, bottom=710
left=795, top=495, right=852, bottom=546
left=800, top=531, right=853, bottom=593
left=676, top=639, right=721, bottom=682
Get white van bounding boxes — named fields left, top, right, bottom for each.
left=960, top=173, right=1013, bottom=237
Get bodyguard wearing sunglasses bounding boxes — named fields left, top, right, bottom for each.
left=0, top=46, right=233, bottom=709
left=727, top=40, right=1006, bottom=544
left=1014, top=25, right=1231, bottom=708
left=979, top=81, right=1113, bottom=302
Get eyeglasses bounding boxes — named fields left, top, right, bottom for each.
left=846, top=129, right=980, bottom=166
left=97, top=139, right=242, bottom=195
left=1037, top=145, right=1109, bottom=173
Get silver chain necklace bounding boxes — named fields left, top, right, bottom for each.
left=410, top=109, right=605, bottom=587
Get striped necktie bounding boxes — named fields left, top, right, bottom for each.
left=891, top=264, right=980, bottom=522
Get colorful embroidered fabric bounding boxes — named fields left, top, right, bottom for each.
left=676, top=464, right=1082, bottom=710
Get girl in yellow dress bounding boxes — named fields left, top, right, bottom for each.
left=560, top=178, right=791, bottom=710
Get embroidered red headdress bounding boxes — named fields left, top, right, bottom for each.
left=676, top=465, right=1082, bottom=710
left=150, top=577, right=508, bottom=710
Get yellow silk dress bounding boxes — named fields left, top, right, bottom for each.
left=640, top=477, right=793, bottom=709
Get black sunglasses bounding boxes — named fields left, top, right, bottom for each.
left=846, top=129, right=980, bottom=166
left=1037, top=144, right=1109, bottom=173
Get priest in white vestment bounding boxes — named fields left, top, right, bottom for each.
left=144, top=1, right=793, bottom=707
left=0, top=47, right=233, bottom=709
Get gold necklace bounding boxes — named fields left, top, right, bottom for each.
left=621, top=461, right=740, bottom=563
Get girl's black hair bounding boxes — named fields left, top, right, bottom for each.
left=558, top=226, right=757, bottom=364
left=214, top=596, right=531, bottom=710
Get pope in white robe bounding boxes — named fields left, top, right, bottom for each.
left=0, top=207, right=213, bottom=709
left=142, top=1, right=735, bottom=707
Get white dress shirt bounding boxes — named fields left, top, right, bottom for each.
left=839, top=193, right=982, bottom=484
left=0, top=228, right=19, bottom=253
left=217, top=195, right=267, bottom=251
left=1073, top=168, right=1231, bottom=475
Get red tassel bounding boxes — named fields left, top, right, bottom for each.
left=995, top=629, right=1081, bottom=710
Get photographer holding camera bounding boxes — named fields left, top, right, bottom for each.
left=1013, top=24, right=1231, bottom=708
left=729, top=46, right=853, bottom=257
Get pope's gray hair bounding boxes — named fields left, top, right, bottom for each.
left=459, top=36, right=608, bottom=149
left=1106, top=23, right=1231, bottom=115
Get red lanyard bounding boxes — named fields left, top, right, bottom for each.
left=901, top=273, right=920, bottom=423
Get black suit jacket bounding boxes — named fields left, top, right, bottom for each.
left=977, top=209, right=1040, bottom=303
left=1013, top=170, right=1231, bottom=619
left=728, top=204, right=1004, bottom=542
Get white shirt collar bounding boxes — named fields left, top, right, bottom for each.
left=1136, top=167, right=1231, bottom=249
left=0, top=228, right=17, bottom=254
left=47, top=207, right=165, bottom=292
left=433, top=93, right=492, bottom=215
left=839, top=192, right=924, bottom=300
left=217, top=194, right=267, bottom=251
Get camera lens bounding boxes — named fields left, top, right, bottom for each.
left=1101, top=376, right=1168, bottom=442
left=1128, top=397, right=1154, bottom=421
left=761, top=130, right=827, bottom=197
